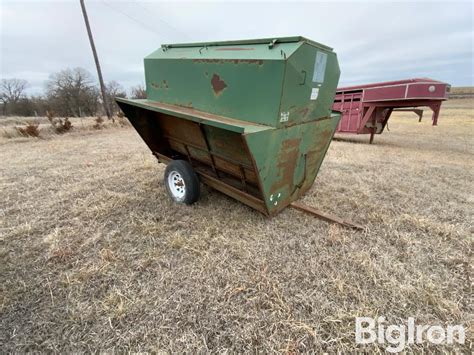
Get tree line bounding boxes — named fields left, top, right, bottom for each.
left=0, top=67, right=146, bottom=117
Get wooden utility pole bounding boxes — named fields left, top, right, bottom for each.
left=80, top=0, right=112, bottom=119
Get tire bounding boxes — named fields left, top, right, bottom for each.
left=164, top=160, right=200, bottom=204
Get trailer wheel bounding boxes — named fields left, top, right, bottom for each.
left=164, top=160, right=200, bottom=204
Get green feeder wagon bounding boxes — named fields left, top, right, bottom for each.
left=117, top=36, right=341, bottom=216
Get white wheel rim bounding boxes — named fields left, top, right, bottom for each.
left=168, top=171, right=186, bottom=199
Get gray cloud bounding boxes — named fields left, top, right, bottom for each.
left=1, top=0, right=473, bottom=95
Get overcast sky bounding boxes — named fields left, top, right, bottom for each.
left=1, top=0, right=473, bottom=95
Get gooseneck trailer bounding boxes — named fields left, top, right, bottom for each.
left=332, top=78, right=450, bottom=143
left=117, top=37, right=341, bottom=216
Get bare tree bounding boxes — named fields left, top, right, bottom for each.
left=106, top=80, right=127, bottom=114
left=46, top=67, right=99, bottom=117
left=1, top=79, right=29, bottom=115
left=130, top=84, right=147, bottom=99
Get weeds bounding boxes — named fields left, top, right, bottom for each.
left=93, top=116, right=104, bottom=130
left=15, top=122, right=40, bottom=137
left=116, top=111, right=130, bottom=127
left=1, top=114, right=130, bottom=140
left=49, top=118, right=72, bottom=134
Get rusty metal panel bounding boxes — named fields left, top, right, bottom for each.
left=145, top=56, right=285, bottom=126
left=279, top=42, right=340, bottom=125
left=116, top=98, right=269, bottom=134
left=244, top=113, right=340, bottom=215
left=143, top=36, right=340, bottom=128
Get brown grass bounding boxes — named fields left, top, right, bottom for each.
left=450, top=87, right=474, bottom=99
left=0, top=116, right=126, bottom=139
left=48, top=116, right=73, bottom=134
left=451, top=87, right=474, bottom=95
left=0, top=99, right=472, bottom=352
left=93, top=116, right=105, bottom=130
left=15, top=122, right=40, bottom=137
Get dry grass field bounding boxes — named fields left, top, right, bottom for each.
left=450, top=87, right=474, bottom=99
left=1, top=99, right=472, bottom=352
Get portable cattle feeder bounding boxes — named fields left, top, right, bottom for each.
left=332, top=78, right=450, bottom=143
left=116, top=37, right=346, bottom=218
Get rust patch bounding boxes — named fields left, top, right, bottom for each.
left=193, top=59, right=224, bottom=64
left=143, top=100, right=268, bottom=128
left=211, top=74, right=227, bottom=96
left=269, top=138, right=301, bottom=194
left=215, top=47, right=255, bottom=51
left=231, top=59, right=263, bottom=65
left=175, top=102, right=193, bottom=109
left=298, top=107, right=309, bottom=117
left=193, top=59, right=263, bottom=66
left=151, top=80, right=168, bottom=89
left=298, top=127, right=334, bottom=193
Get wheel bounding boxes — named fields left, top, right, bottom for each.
left=164, top=160, right=200, bottom=204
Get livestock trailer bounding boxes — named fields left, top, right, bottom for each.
left=116, top=36, right=341, bottom=216
left=332, top=78, right=450, bottom=143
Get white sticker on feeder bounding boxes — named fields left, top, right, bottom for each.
left=310, top=88, right=319, bottom=100
left=280, top=111, right=289, bottom=122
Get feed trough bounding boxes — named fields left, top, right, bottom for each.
left=117, top=36, right=341, bottom=216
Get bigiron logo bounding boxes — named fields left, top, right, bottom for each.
left=355, top=317, right=465, bottom=352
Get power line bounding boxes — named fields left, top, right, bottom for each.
left=100, top=0, right=164, bottom=37
left=133, top=1, right=190, bottom=40
left=101, top=0, right=190, bottom=41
